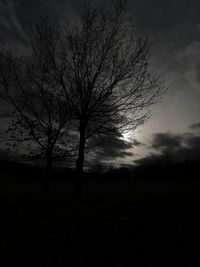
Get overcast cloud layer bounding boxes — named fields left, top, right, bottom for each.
left=0, top=0, right=200, bottom=164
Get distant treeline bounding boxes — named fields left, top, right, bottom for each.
left=88, top=160, right=200, bottom=181
left=0, top=159, right=74, bottom=181
left=0, top=159, right=199, bottom=182
left=133, top=160, right=200, bottom=181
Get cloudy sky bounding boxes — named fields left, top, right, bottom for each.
left=0, top=0, right=200, bottom=165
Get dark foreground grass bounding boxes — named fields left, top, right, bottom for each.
left=0, top=175, right=200, bottom=266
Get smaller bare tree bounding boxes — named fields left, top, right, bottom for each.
left=0, top=20, right=73, bottom=186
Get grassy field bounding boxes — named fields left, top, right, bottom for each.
left=0, top=174, right=200, bottom=266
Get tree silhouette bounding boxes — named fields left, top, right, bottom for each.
left=0, top=1, right=165, bottom=193
left=59, top=0, right=165, bottom=181
left=0, top=21, right=73, bottom=175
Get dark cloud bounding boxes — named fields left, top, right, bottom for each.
left=136, top=124, right=200, bottom=166
left=184, top=135, right=200, bottom=149
left=87, top=131, right=133, bottom=163
left=151, top=132, right=182, bottom=152
left=132, top=139, right=143, bottom=147
left=189, top=123, right=200, bottom=131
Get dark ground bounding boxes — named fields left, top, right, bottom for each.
left=0, top=170, right=200, bottom=266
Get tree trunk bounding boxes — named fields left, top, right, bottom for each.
left=42, top=148, right=53, bottom=194
left=46, top=151, right=53, bottom=172
left=74, top=127, right=86, bottom=193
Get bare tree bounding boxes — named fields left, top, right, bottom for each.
left=0, top=20, right=73, bottom=175
left=59, top=0, right=165, bottom=179
left=0, top=1, right=165, bottom=193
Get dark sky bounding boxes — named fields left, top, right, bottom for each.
left=0, top=0, right=200, bottom=164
